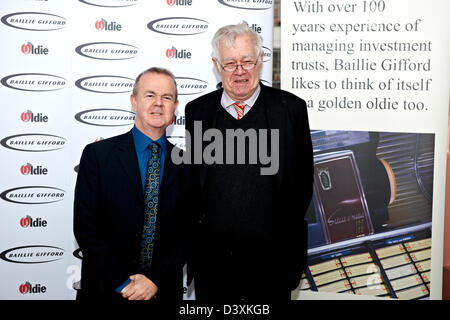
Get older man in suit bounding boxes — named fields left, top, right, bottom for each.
left=74, top=67, right=189, bottom=300
left=185, top=24, right=314, bottom=301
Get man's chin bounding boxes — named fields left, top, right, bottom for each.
left=227, top=88, right=254, bottom=101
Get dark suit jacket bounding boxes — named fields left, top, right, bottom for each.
left=185, top=83, right=313, bottom=299
left=73, top=130, right=189, bottom=300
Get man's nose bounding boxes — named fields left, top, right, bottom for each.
left=234, top=64, right=246, bottom=75
left=153, top=95, right=163, bottom=105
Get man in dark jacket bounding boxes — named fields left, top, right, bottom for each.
left=74, top=67, right=189, bottom=301
left=185, top=24, right=314, bottom=301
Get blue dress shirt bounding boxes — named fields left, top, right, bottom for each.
left=115, top=125, right=167, bottom=294
left=131, top=125, right=167, bottom=191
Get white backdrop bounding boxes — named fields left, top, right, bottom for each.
left=0, top=0, right=274, bottom=300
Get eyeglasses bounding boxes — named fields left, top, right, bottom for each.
left=219, top=60, right=258, bottom=72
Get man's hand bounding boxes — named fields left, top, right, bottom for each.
left=120, top=274, right=158, bottom=300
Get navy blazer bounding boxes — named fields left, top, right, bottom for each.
left=74, top=130, right=189, bottom=300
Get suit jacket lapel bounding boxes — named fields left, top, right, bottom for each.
left=116, top=130, right=144, bottom=202
left=199, top=89, right=221, bottom=190
left=161, top=142, right=180, bottom=194
left=115, top=132, right=182, bottom=202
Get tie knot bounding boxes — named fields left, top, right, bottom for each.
left=233, top=102, right=246, bottom=110
left=149, top=141, right=159, bottom=153
left=233, top=102, right=246, bottom=120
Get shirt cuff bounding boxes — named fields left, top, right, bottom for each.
left=115, top=278, right=131, bottom=294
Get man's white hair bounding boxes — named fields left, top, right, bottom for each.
left=211, top=23, right=263, bottom=62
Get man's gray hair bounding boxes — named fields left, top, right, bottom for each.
left=211, top=23, right=263, bottom=62
left=132, top=67, right=178, bottom=101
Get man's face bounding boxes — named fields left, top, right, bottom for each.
left=131, top=72, right=178, bottom=136
left=214, top=34, right=263, bottom=102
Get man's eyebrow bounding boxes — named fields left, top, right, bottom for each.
left=222, top=54, right=255, bottom=62
left=143, top=90, right=173, bottom=96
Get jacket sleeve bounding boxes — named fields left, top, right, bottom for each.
left=73, top=143, right=130, bottom=294
left=285, top=95, right=314, bottom=289
left=296, top=99, right=314, bottom=218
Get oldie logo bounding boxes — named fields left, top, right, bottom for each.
left=75, top=108, right=135, bottom=127
left=1, top=12, right=66, bottom=31
left=79, top=0, right=138, bottom=7
left=242, top=20, right=262, bottom=33
left=20, top=215, right=48, bottom=228
left=21, top=42, right=49, bottom=55
left=172, top=115, right=185, bottom=126
left=0, top=245, right=65, bottom=264
left=19, top=282, right=47, bottom=294
left=95, top=18, right=122, bottom=31
left=175, top=77, right=208, bottom=95
left=167, top=0, right=193, bottom=6
left=1, top=73, right=66, bottom=92
left=0, top=186, right=66, bottom=204
left=1, top=134, right=66, bottom=152
left=20, top=163, right=48, bottom=175
left=166, top=46, right=192, bottom=59
left=75, top=75, right=134, bottom=93
left=148, top=17, right=209, bottom=36
left=21, top=110, right=48, bottom=123
left=75, top=42, right=138, bottom=60
left=218, top=0, right=273, bottom=10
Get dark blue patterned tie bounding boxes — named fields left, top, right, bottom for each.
left=139, top=142, right=160, bottom=272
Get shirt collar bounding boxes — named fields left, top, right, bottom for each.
left=221, top=84, right=261, bottom=109
left=132, top=125, right=167, bottom=156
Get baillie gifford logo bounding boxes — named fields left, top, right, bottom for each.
left=95, top=18, right=122, bottom=31
left=218, top=0, right=273, bottom=10
left=1, top=134, right=66, bottom=152
left=1, top=12, right=66, bottom=31
left=1, top=73, right=66, bottom=92
left=19, top=282, right=47, bottom=294
left=21, top=42, right=48, bottom=55
left=75, top=42, right=139, bottom=60
left=0, top=186, right=66, bottom=205
left=1, top=245, right=65, bottom=264
left=147, top=17, right=209, bottom=36
left=79, top=0, right=138, bottom=7
left=166, top=46, right=191, bottom=59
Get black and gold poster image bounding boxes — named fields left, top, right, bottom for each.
left=298, top=131, right=434, bottom=299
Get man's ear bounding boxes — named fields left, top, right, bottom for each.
left=130, top=94, right=137, bottom=112
left=212, top=58, right=221, bottom=74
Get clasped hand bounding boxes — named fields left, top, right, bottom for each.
left=120, top=274, right=158, bottom=300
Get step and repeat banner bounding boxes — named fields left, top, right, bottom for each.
left=0, top=0, right=274, bottom=300
left=282, top=0, right=449, bottom=299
